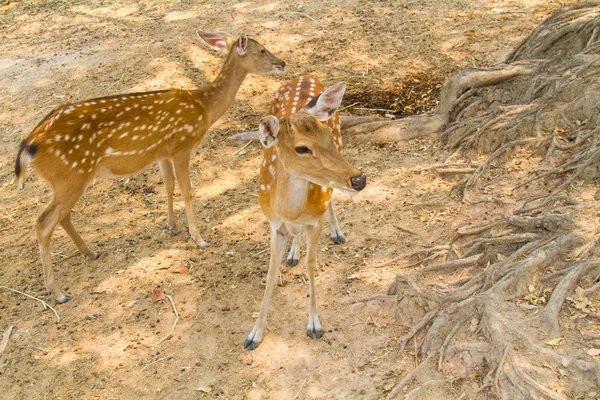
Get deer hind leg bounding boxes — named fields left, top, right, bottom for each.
left=286, top=234, right=301, bottom=267
left=60, top=213, right=100, bottom=260
left=326, top=199, right=345, bottom=244
left=171, top=154, right=209, bottom=248
left=36, top=188, right=85, bottom=303
left=244, top=224, right=288, bottom=350
left=305, top=221, right=324, bottom=339
left=158, top=159, right=181, bottom=235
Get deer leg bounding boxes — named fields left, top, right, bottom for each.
left=36, top=189, right=84, bottom=304
left=244, top=224, right=288, bottom=350
left=171, top=154, right=209, bottom=248
left=158, top=159, right=181, bottom=235
left=286, top=235, right=300, bottom=267
left=327, top=199, right=345, bottom=244
left=60, top=213, right=100, bottom=259
left=305, top=220, right=324, bottom=339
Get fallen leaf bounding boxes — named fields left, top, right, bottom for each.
left=0, top=326, right=13, bottom=355
left=251, top=311, right=259, bottom=319
left=196, top=385, right=212, bottom=393
left=347, top=274, right=362, bottom=281
left=383, top=382, right=395, bottom=391
left=152, top=290, right=166, bottom=302
left=174, top=266, right=189, bottom=274
left=576, top=286, right=585, bottom=298
left=587, top=348, right=600, bottom=357
left=545, top=337, right=564, bottom=347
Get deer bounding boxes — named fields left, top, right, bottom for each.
left=15, top=32, right=285, bottom=304
left=244, top=77, right=367, bottom=350
left=229, top=76, right=348, bottom=268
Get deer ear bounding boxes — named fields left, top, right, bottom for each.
left=236, top=33, right=248, bottom=55
left=197, top=32, right=229, bottom=51
left=304, top=82, right=346, bottom=121
left=258, top=116, right=280, bottom=148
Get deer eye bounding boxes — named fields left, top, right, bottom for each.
left=295, top=146, right=312, bottom=155
left=261, top=49, right=266, bottom=54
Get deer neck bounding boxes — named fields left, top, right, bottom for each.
left=200, top=51, right=248, bottom=125
left=272, top=163, right=310, bottom=221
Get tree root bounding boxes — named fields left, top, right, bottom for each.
left=542, top=259, right=600, bottom=333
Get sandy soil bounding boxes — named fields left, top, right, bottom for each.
left=0, top=1, right=582, bottom=399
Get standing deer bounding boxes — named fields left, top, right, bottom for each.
left=15, top=32, right=285, bottom=303
left=229, top=76, right=347, bottom=267
left=244, top=78, right=367, bottom=350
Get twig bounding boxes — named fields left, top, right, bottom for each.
left=365, top=245, right=450, bottom=269
left=253, top=248, right=269, bottom=257
left=104, top=73, right=125, bottom=94
left=293, top=378, right=307, bottom=399
left=0, top=286, right=60, bottom=322
left=156, top=295, right=179, bottom=345
left=354, top=107, right=397, bottom=113
left=394, top=224, right=418, bottom=235
left=0, top=326, right=13, bottom=354
left=231, top=140, right=254, bottom=156
left=338, top=102, right=360, bottom=112
left=275, top=11, right=322, bottom=26
left=137, top=353, right=175, bottom=375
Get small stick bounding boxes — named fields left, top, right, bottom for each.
left=0, top=286, right=60, bottom=322
left=394, top=224, right=418, bottom=235
left=293, top=378, right=308, bottom=399
left=353, top=107, right=396, bottom=113
left=156, top=295, right=179, bottom=345
left=365, top=245, right=450, bottom=269
left=137, top=353, right=175, bottom=375
left=275, top=11, right=321, bottom=25
left=231, top=140, right=254, bottom=156
left=253, top=248, right=269, bottom=257
left=338, top=102, right=360, bottom=112
left=0, top=326, right=13, bottom=354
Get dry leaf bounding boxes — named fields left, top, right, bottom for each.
left=587, top=348, right=600, bottom=357
left=196, top=385, right=212, bottom=393
left=575, top=286, right=585, bottom=298
left=152, top=289, right=166, bottom=302
left=383, top=382, right=395, bottom=391
left=0, top=326, right=13, bottom=355
left=347, top=274, right=362, bottom=281
left=174, top=266, right=189, bottom=274
left=546, top=337, right=564, bottom=347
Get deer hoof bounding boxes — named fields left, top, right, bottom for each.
left=243, top=338, right=261, bottom=351
left=306, top=328, right=323, bottom=339
left=331, top=231, right=345, bottom=245
left=56, top=294, right=72, bottom=304
left=286, top=258, right=299, bottom=268
left=93, top=252, right=102, bottom=260
left=166, top=224, right=181, bottom=235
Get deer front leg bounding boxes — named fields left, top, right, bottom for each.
left=36, top=189, right=84, bottom=303
left=244, top=224, right=288, bottom=350
left=305, top=221, right=324, bottom=339
left=158, top=159, right=181, bottom=235
left=171, top=154, right=209, bottom=248
left=327, top=199, right=345, bottom=244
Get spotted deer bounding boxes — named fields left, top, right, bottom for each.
left=229, top=76, right=348, bottom=267
left=244, top=79, right=367, bottom=350
left=15, top=32, right=285, bottom=303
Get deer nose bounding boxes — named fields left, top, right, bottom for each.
left=350, top=174, right=367, bottom=191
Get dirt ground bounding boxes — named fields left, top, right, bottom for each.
left=0, top=1, right=586, bottom=399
